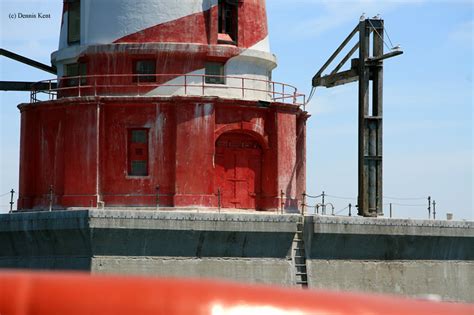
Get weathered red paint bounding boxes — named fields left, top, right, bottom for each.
left=19, top=0, right=306, bottom=211
left=18, top=97, right=306, bottom=211
left=215, top=133, right=263, bottom=209
left=114, top=1, right=268, bottom=49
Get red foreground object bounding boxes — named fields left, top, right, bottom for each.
left=0, top=271, right=472, bottom=315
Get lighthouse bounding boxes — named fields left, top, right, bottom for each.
left=18, top=0, right=307, bottom=211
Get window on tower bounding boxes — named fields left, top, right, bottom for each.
left=218, top=0, right=238, bottom=44
left=67, top=0, right=80, bottom=44
left=133, top=60, right=156, bottom=83
left=205, top=62, right=225, bottom=84
left=128, top=129, right=149, bottom=177
left=64, top=62, right=86, bottom=86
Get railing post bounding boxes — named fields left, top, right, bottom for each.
left=156, top=185, right=160, bottom=210
left=94, top=76, right=97, bottom=97
left=432, top=200, right=436, bottom=220
left=9, top=189, right=15, bottom=213
left=427, top=196, right=431, bottom=219
left=184, top=75, right=187, bottom=95
left=272, top=82, right=275, bottom=101
left=348, top=203, right=352, bottom=216
left=48, top=185, right=54, bottom=212
left=321, top=191, right=326, bottom=215
left=242, top=78, right=245, bottom=99
left=202, top=76, right=205, bottom=95
left=78, top=76, right=81, bottom=97
left=301, top=191, right=306, bottom=216
left=280, top=190, right=285, bottom=214
left=217, top=188, right=221, bottom=213
left=389, top=203, right=392, bottom=218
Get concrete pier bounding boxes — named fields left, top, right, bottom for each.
left=1, top=210, right=472, bottom=302
left=304, top=216, right=473, bottom=302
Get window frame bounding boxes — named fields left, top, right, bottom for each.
left=205, top=62, right=225, bottom=85
left=63, top=62, right=87, bottom=86
left=127, top=128, right=150, bottom=177
left=133, top=59, right=156, bottom=83
left=67, top=0, right=81, bottom=45
left=218, top=0, right=238, bottom=44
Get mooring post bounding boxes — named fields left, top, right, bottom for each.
left=432, top=200, right=436, bottom=220
left=9, top=189, right=15, bottom=213
left=48, top=185, right=54, bottom=212
left=428, top=196, right=431, bottom=219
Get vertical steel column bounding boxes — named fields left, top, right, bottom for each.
left=358, top=19, right=384, bottom=217
left=358, top=20, right=371, bottom=216
left=372, top=20, right=384, bottom=216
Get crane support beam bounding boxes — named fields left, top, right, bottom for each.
left=312, top=24, right=359, bottom=81
left=0, top=81, right=57, bottom=91
left=0, top=48, right=57, bottom=75
left=313, top=69, right=358, bottom=88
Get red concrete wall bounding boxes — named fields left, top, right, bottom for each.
left=18, top=97, right=306, bottom=211
left=18, top=102, right=98, bottom=209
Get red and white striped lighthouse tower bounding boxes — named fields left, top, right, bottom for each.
left=18, top=0, right=307, bottom=211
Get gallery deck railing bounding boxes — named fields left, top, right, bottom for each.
left=30, top=74, right=306, bottom=107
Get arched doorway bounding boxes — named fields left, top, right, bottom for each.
left=215, top=133, right=262, bottom=209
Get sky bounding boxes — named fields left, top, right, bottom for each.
left=1, top=0, right=473, bottom=220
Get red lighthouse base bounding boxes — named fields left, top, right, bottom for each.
left=18, top=96, right=307, bottom=211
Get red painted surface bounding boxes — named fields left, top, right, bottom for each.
left=1, top=272, right=473, bottom=315
left=215, top=133, right=262, bottom=209
left=20, top=1, right=306, bottom=211
left=114, top=1, right=268, bottom=49
left=18, top=97, right=307, bottom=211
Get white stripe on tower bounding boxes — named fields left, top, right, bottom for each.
left=59, top=0, right=218, bottom=49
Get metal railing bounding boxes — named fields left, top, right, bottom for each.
left=30, top=73, right=306, bottom=107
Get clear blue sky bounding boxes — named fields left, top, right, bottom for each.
left=1, top=0, right=472, bottom=219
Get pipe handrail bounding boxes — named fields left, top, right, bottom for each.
left=30, top=73, right=305, bottom=107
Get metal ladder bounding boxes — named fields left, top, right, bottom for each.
left=292, top=217, right=308, bottom=288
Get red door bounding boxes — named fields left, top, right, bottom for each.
left=215, top=133, right=262, bottom=209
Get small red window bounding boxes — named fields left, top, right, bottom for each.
left=128, top=129, right=149, bottom=176
left=218, top=0, right=238, bottom=44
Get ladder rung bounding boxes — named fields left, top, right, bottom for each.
left=296, top=272, right=307, bottom=276
left=296, top=281, right=308, bottom=285
left=295, top=264, right=306, bottom=267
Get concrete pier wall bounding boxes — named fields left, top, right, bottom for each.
left=1, top=210, right=472, bottom=302
left=304, top=216, right=474, bottom=302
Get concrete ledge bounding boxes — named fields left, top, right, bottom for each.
left=304, top=216, right=473, bottom=260
left=310, top=215, right=473, bottom=237
left=89, top=210, right=299, bottom=232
